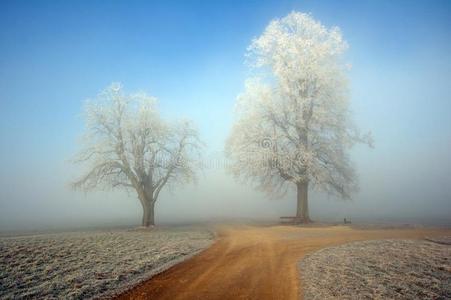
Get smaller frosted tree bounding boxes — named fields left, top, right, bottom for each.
left=226, top=12, right=372, bottom=223
left=73, top=83, right=201, bottom=227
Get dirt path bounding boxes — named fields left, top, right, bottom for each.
left=114, top=225, right=450, bottom=300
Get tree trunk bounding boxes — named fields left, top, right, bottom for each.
left=142, top=200, right=155, bottom=227
left=296, top=181, right=311, bottom=223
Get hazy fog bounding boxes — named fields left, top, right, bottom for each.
left=1, top=1, right=450, bottom=231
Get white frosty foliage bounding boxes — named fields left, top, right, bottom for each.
left=227, top=12, right=372, bottom=198
left=73, top=83, right=202, bottom=225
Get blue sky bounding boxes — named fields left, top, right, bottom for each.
left=1, top=0, right=450, bottom=229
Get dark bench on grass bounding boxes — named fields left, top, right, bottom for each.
left=280, top=216, right=305, bottom=224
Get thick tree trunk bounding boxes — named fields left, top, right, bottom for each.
left=142, top=200, right=155, bottom=227
left=296, top=181, right=311, bottom=223
left=137, top=184, right=156, bottom=227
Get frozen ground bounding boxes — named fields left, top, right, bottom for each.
left=0, top=226, right=214, bottom=299
left=299, top=238, right=451, bottom=299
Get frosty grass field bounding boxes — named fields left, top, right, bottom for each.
left=0, top=227, right=213, bottom=299
left=300, top=239, right=451, bottom=299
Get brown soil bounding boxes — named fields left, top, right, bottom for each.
left=113, top=224, right=451, bottom=300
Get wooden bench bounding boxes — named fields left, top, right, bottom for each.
left=280, top=216, right=305, bottom=224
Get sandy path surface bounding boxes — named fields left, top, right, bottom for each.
left=114, top=224, right=450, bottom=300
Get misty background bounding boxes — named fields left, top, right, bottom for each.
left=1, top=0, right=450, bottom=231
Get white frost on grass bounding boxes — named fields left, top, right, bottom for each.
left=0, top=227, right=214, bottom=299
left=299, top=239, right=451, bottom=300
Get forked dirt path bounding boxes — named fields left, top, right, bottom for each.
left=114, top=224, right=450, bottom=300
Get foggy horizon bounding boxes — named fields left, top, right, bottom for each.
left=1, top=0, right=451, bottom=232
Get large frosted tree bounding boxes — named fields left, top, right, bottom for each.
left=73, top=83, right=201, bottom=227
left=226, top=12, right=372, bottom=223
